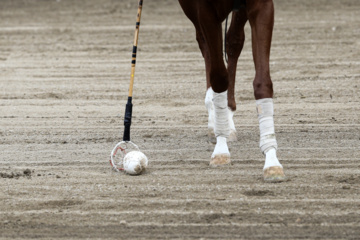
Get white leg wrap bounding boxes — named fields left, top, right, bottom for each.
left=211, top=136, right=230, bottom=158
left=256, top=98, right=278, bottom=154
left=228, top=107, right=236, bottom=132
left=205, top=88, right=236, bottom=142
left=264, top=148, right=282, bottom=170
left=211, top=91, right=230, bottom=158
left=213, top=91, right=230, bottom=138
left=205, top=87, right=215, bottom=130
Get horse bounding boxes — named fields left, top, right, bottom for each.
left=178, top=0, right=286, bottom=182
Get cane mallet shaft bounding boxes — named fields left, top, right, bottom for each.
left=123, top=0, right=144, bottom=142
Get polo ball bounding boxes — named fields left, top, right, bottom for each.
left=123, top=151, right=148, bottom=175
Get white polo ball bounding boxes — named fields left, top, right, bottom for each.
left=123, top=151, right=148, bottom=175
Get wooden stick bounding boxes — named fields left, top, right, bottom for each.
left=123, top=0, right=143, bottom=142
left=128, top=0, right=143, bottom=97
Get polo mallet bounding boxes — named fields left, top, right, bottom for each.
left=110, top=0, right=144, bottom=172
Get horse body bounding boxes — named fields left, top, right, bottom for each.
left=179, top=0, right=286, bottom=181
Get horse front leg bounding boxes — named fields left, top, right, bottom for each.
left=226, top=10, right=248, bottom=142
left=179, top=0, right=232, bottom=166
left=200, top=12, right=231, bottom=166
left=204, top=11, right=248, bottom=144
left=248, top=0, right=286, bottom=182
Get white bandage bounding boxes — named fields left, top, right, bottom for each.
left=228, top=107, right=236, bottom=132
left=213, top=90, right=230, bottom=138
left=263, top=148, right=282, bottom=170
left=212, top=136, right=230, bottom=158
left=256, top=98, right=277, bottom=154
left=205, top=87, right=214, bottom=130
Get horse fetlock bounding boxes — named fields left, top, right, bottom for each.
left=206, top=103, right=237, bottom=142
left=213, top=91, right=230, bottom=138
left=256, top=98, right=277, bottom=154
left=208, top=128, right=235, bottom=143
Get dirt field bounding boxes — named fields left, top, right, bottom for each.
left=1, top=0, right=360, bottom=239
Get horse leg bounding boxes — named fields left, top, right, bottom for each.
left=197, top=29, right=217, bottom=143
left=225, top=10, right=248, bottom=142
left=179, top=1, right=231, bottom=166
left=247, top=0, right=286, bottom=182
left=179, top=1, right=216, bottom=143
left=198, top=8, right=231, bottom=166
left=204, top=11, right=248, bottom=143
left=194, top=14, right=227, bottom=146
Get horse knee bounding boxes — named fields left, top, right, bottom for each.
left=253, top=77, right=273, bottom=99
left=210, top=70, right=228, bottom=93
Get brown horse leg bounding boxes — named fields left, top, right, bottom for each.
left=247, top=0, right=274, bottom=99
left=196, top=28, right=214, bottom=139
left=225, top=9, right=248, bottom=141
left=226, top=10, right=248, bottom=111
left=197, top=5, right=232, bottom=165
left=247, top=0, right=286, bottom=182
left=196, top=27, right=217, bottom=142
left=192, top=5, right=230, bottom=146
left=195, top=28, right=211, bottom=89
left=179, top=1, right=231, bottom=165
left=178, top=1, right=214, bottom=141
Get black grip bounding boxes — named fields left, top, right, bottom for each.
left=123, top=97, right=133, bottom=141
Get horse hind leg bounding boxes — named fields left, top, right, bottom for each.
left=181, top=8, right=221, bottom=145
left=204, top=87, right=216, bottom=143
left=195, top=29, right=217, bottom=143
left=225, top=10, right=248, bottom=142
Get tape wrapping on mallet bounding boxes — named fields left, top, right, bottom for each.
left=123, top=97, right=133, bottom=142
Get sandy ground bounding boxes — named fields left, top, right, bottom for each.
left=1, top=0, right=360, bottom=239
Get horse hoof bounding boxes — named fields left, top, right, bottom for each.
left=227, top=130, right=237, bottom=142
left=208, top=128, right=216, bottom=143
left=210, top=154, right=231, bottom=167
left=263, top=166, right=287, bottom=183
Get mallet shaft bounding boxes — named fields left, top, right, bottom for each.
left=123, top=0, right=143, bottom=142
left=128, top=0, right=143, bottom=98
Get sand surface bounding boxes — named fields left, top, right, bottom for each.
left=1, top=0, right=360, bottom=239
